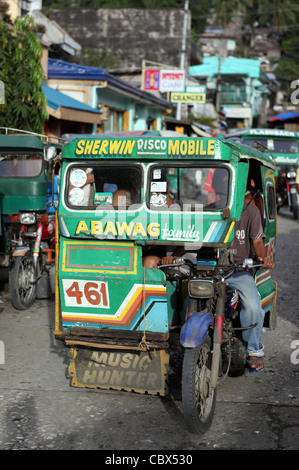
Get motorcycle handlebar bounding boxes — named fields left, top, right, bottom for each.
left=242, top=258, right=263, bottom=269
left=159, top=257, right=263, bottom=271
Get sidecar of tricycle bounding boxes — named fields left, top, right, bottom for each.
left=237, top=128, right=299, bottom=218
left=0, top=128, right=62, bottom=309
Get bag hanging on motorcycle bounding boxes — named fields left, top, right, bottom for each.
left=225, top=286, right=239, bottom=319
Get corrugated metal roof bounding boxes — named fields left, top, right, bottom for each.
left=189, top=56, right=261, bottom=78
left=47, top=59, right=171, bottom=109
left=48, top=59, right=106, bottom=80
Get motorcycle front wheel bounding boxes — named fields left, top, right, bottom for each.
left=182, top=334, right=217, bottom=434
left=9, top=251, right=37, bottom=310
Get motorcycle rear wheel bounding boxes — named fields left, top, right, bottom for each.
left=9, top=251, right=37, bottom=310
left=291, top=193, right=299, bottom=220
left=182, top=334, right=217, bottom=434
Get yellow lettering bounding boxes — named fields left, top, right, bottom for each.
left=189, top=139, right=195, bottom=154
left=91, top=221, right=103, bottom=235
left=207, top=139, right=215, bottom=155
left=169, top=139, right=180, bottom=155
left=199, top=140, right=206, bottom=155
left=148, top=222, right=160, bottom=237
left=115, top=221, right=134, bottom=236
left=104, top=221, right=117, bottom=236
left=99, top=140, right=109, bottom=154
left=119, top=140, right=127, bottom=154
left=124, top=140, right=135, bottom=155
left=132, top=222, right=146, bottom=237
left=92, top=140, right=100, bottom=154
left=180, top=140, right=187, bottom=155
left=85, top=140, right=94, bottom=154
left=109, top=140, right=122, bottom=154
left=75, top=220, right=89, bottom=234
left=76, top=139, right=85, bottom=155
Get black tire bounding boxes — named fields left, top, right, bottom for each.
left=9, top=251, right=37, bottom=310
left=291, top=193, right=299, bottom=220
left=182, top=334, right=217, bottom=434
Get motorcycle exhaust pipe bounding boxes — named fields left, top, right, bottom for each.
left=210, top=283, right=225, bottom=389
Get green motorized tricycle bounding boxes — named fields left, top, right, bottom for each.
left=0, top=128, right=62, bottom=309
left=53, top=134, right=278, bottom=433
left=235, top=128, right=299, bottom=219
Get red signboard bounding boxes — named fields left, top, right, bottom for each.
left=144, top=69, right=160, bottom=91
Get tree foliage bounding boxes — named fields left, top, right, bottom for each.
left=0, top=16, right=48, bottom=133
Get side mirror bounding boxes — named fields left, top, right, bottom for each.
left=46, top=146, right=57, bottom=161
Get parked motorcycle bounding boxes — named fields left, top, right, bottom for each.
left=8, top=211, right=55, bottom=310
left=285, top=167, right=299, bottom=220
left=276, top=166, right=299, bottom=219
left=160, top=253, right=263, bottom=434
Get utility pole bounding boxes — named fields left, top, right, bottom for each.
left=176, top=0, right=189, bottom=121
left=215, top=37, right=223, bottom=113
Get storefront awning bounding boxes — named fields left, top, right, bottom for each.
left=42, top=84, right=102, bottom=124
left=267, top=111, right=299, bottom=123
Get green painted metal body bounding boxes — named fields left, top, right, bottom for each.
left=240, top=128, right=299, bottom=171
left=0, top=133, right=61, bottom=258
left=0, top=135, right=49, bottom=214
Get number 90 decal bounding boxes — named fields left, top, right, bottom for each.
left=62, top=279, right=110, bottom=308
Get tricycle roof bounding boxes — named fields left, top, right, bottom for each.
left=0, top=134, right=46, bottom=151
left=62, top=136, right=275, bottom=169
left=241, top=128, right=299, bottom=140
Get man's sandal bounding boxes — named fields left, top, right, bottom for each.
left=247, top=356, right=264, bottom=374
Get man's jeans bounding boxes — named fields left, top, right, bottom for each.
left=226, top=271, right=265, bottom=357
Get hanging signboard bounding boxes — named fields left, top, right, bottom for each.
left=159, top=70, right=185, bottom=93
left=144, top=69, right=160, bottom=91
left=171, top=92, right=206, bottom=103
left=185, top=85, right=206, bottom=94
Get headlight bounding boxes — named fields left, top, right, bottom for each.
left=19, top=213, right=36, bottom=224
left=287, top=171, right=296, bottom=178
left=188, top=279, right=215, bottom=298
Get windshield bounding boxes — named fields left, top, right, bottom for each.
left=148, top=166, right=229, bottom=210
left=66, top=164, right=142, bottom=208
left=0, top=153, right=43, bottom=177
left=66, top=163, right=229, bottom=211
left=242, top=138, right=299, bottom=154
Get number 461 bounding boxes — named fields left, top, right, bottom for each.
left=63, top=279, right=109, bottom=308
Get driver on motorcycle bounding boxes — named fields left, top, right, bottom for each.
left=162, top=170, right=275, bottom=374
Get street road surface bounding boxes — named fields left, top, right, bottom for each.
left=0, top=206, right=298, bottom=451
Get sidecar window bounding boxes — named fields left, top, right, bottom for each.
left=0, top=153, right=43, bottom=177
left=66, top=164, right=142, bottom=209
left=148, top=166, right=229, bottom=210
left=242, top=138, right=299, bottom=154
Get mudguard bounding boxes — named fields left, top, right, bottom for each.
left=180, top=311, right=214, bottom=348
left=12, top=246, right=30, bottom=257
